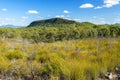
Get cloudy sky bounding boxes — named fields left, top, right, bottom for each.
left=0, top=0, right=120, bottom=26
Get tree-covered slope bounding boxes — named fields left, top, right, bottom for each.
left=27, top=18, right=95, bottom=28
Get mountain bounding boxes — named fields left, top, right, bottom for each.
left=104, top=24, right=110, bottom=26
left=104, top=23, right=120, bottom=26
left=27, top=18, right=95, bottom=27
left=114, top=23, right=120, bottom=25
left=0, top=24, right=23, bottom=28
left=28, top=18, right=77, bottom=27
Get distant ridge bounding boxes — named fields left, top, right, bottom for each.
left=115, top=23, right=120, bottom=25
left=0, top=24, right=23, bottom=28
left=27, top=18, right=78, bottom=27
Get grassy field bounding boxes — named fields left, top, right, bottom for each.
left=0, top=38, right=120, bottom=80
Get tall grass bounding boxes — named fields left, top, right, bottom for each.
left=0, top=38, right=119, bottom=80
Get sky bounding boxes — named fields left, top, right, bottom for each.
left=0, top=0, right=120, bottom=26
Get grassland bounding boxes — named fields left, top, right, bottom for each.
left=0, top=38, right=120, bottom=80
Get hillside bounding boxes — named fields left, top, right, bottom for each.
left=27, top=18, right=95, bottom=27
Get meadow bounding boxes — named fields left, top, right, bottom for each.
left=0, top=38, right=120, bottom=80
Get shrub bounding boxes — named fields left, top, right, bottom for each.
left=6, top=50, right=24, bottom=60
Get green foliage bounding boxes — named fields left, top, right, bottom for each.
left=97, top=26, right=110, bottom=37
left=6, top=50, right=24, bottom=60
left=0, top=18, right=120, bottom=80
left=109, top=25, right=120, bottom=37
left=0, top=18, right=120, bottom=43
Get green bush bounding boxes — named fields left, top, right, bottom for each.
left=6, top=50, right=23, bottom=60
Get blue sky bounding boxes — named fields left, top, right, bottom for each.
left=0, top=0, right=120, bottom=26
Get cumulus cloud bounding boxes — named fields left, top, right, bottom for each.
left=21, top=16, right=28, bottom=19
left=1, top=8, right=7, bottom=11
left=63, top=10, right=70, bottom=14
left=95, top=0, right=120, bottom=9
left=27, top=10, right=39, bottom=14
left=80, top=3, right=94, bottom=8
left=103, top=0, right=120, bottom=8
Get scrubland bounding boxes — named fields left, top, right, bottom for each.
left=0, top=38, right=119, bottom=80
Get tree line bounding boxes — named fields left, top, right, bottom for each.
left=0, top=24, right=120, bottom=43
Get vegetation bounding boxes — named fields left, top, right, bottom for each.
left=0, top=18, right=120, bottom=43
left=0, top=18, right=120, bottom=80
left=0, top=38, right=120, bottom=80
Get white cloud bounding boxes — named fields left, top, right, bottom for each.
left=93, top=17, right=106, bottom=24
left=0, top=18, right=28, bottom=26
left=63, top=10, right=70, bottom=14
left=95, top=0, right=120, bottom=9
left=92, top=16, right=97, bottom=18
left=114, top=17, right=120, bottom=23
left=60, top=15, right=64, bottom=17
left=4, top=18, right=15, bottom=21
left=55, top=15, right=71, bottom=20
left=55, top=15, right=60, bottom=17
left=94, top=6, right=103, bottom=9
left=27, top=10, right=39, bottom=14
left=1, top=8, right=7, bottom=11
left=55, top=15, right=65, bottom=18
left=103, top=0, right=120, bottom=8
left=0, top=18, right=15, bottom=26
left=21, top=20, right=25, bottom=22
left=80, top=3, right=94, bottom=8
left=21, top=16, right=28, bottom=19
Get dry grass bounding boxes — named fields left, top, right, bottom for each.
left=0, top=38, right=119, bottom=80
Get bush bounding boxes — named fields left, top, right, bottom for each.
left=6, top=50, right=24, bottom=60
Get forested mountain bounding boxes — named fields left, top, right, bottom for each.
left=27, top=18, right=95, bottom=28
